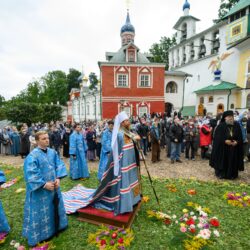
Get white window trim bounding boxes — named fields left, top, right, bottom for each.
left=139, top=74, right=151, bottom=88
left=116, top=74, right=129, bottom=88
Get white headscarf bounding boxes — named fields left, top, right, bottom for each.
left=111, top=111, right=129, bottom=176
left=202, top=119, right=210, bottom=125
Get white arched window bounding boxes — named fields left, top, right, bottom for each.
left=166, top=82, right=178, bottom=93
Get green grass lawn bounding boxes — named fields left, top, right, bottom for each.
left=1, top=164, right=250, bottom=250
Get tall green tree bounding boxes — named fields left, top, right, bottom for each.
left=149, top=36, right=176, bottom=70
left=0, top=95, right=5, bottom=107
left=218, top=0, right=240, bottom=19
left=0, top=95, right=6, bottom=120
left=41, top=70, right=68, bottom=105
left=67, top=68, right=82, bottom=93
left=88, top=72, right=99, bottom=90
left=4, top=102, right=41, bottom=125
left=40, top=104, right=62, bottom=123
left=3, top=102, right=62, bottom=125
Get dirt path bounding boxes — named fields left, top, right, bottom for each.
left=1, top=152, right=250, bottom=183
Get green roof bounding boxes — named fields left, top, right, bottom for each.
left=224, top=0, right=250, bottom=18
left=181, top=106, right=196, bottom=117
left=194, top=81, right=238, bottom=94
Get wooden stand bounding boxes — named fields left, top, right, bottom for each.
left=77, top=201, right=142, bottom=228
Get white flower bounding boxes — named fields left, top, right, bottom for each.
left=172, top=215, right=177, bottom=219
left=184, top=218, right=188, bottom=221
left=200, top=211, right=208, bottom=217
left=197, top=229, right=211, bottom=240
left=213, top=230, right=220, bottom=237
left=14, top=243, right=20, bottom=248
left=190, top=211, right=195, bottom=216
left=196, top=206, right=202, bottom=212
left=10, top=240, right=16, bottom=246
left=190, top=224, right=196, bottom=229
left=197, top=223, right=203, bottom=229
left=192, top=216, right=197, bottom=220
left=175, top=220, right=179, bottom=224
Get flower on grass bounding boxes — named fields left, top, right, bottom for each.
left=197, top=229, right=211, bottom=240
left=186, top=218, right=195, bottom=225
left=187, top=189, right=196, bottom=195
left=180, top=227, right=187, bottom=233
left=213, top=230, right=220, bottom=237
left=210, top=218, right=220, bottom=227
left=142, top=196, right=150, bottom=203
left=88, top=225, right=134, bottom=249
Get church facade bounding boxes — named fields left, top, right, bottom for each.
left=167, top=0, right=250, bottom=116
left=99, top=12, right=165, bottom=119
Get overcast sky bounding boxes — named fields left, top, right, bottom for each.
left=0, top=0, right=221, bottom=100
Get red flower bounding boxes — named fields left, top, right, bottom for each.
left=187, top=189, right=196, bottom=195
left=100, top=239, right=106, bottom=246
left=190, top=228, right=196, bottom=234
left=111, top=233, right=118, bottom=239
left=210, top=218, right=220, bottom=227
left=186, top=218, right=195, bottom=225
left=164, top=218, right=171, bottom=225
left=118, top=238, right=124, bottom=244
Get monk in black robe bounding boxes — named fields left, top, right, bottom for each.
left=210, top=110, right=244, bottom=179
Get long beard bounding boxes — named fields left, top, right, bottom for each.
left=226, top=120, right=234, bottom=125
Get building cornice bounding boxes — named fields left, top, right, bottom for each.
left=98, top=62, right=165, bottom=68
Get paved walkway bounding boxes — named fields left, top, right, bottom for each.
left=0, top=151, right=249, bottom=183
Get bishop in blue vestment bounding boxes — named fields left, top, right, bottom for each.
left=69, top=124, right=89, bottom=179
left=22, top=131, right=68, bottom=246
left=63, top=112, right=141, bottom=215
left=0, top=170, right=10, bottom=234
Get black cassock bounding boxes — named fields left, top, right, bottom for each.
left=62, top=132, right=71, bottom=157
left=210, top=121, right=244, bottom=179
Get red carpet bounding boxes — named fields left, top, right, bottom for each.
left=77, top=202, right=141, bottom=228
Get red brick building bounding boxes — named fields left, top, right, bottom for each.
left=99, top=11, right=165, bottom=119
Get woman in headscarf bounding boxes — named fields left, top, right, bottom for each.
left=10, top=126, right=20, bottom=156
left=1, top=127, right=11, bottom=155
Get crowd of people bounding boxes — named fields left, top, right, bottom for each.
left=1, top=109, right=249, bottom=179
left=0, top=109, right=248, bottom=248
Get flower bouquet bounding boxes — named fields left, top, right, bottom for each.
left=178, top=205, right=220, bottom=250
left=224, top=192, right=250, bottom=207
left=0, top=232, right=8, bottom=244
left=147, top=203, right=221, bottom=250
left=88, top=225, right=134, bottom=249
left=147, top=210, right=172, bottom=225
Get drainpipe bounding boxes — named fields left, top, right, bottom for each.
left=227, top=89, right=232, bottom=110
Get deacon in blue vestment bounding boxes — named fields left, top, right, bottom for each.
left=69, top=124, right=89, bottom=179
left=22, top=131, right=68, bottom=247
left=97, top=121, right=113, bottom=180
left=10, top=126, right=20, bottom=156
left=0, top=170, right=10, bottom=234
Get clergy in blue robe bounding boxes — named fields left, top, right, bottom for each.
left=0, top=170, right=10, bottom=234
left=10, top=127, right=20, bottom=156
left=69, top=124, right=89, bottom=179
left=97, top=121, right=113, bottom=180
left=22, top=131, right=68, bottom=247
left=63, top=112, right=141, bottom=215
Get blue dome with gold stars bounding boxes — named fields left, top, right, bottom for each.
left=120, top=11, right=135, bottom=34
left=183, top=0, right=190, bottom=11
